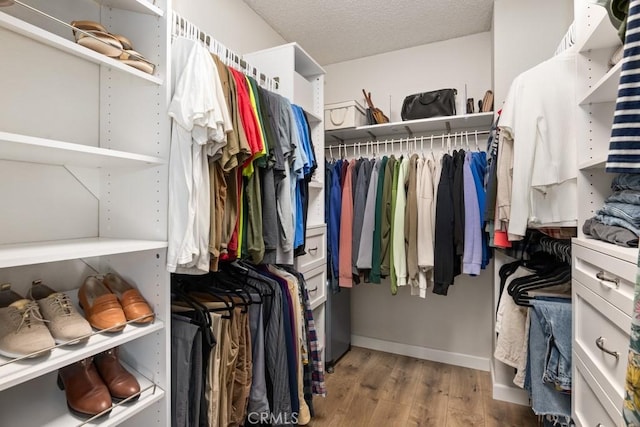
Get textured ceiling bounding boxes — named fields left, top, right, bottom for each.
left=242, top=0, right=494, bottom=65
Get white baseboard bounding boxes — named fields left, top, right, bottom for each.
left=351, top=335, right=491, bottom=372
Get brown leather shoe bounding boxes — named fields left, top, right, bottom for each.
left=58, top=357, right=112, bottom=418
left=102, top=273, right=154, bottom=324
left=78, top=277, right=126, bottom=332
left=94, top=347, right=141, bottom=402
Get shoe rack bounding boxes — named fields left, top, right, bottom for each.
left=0, top=0, right=170, bottom=425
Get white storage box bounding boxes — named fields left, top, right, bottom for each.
left=324, top=100, right=367, bottom=130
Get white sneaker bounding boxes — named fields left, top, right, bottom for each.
left=0, top=283, right=55, bottom=358
left=29, top=280, right=92, bottom=345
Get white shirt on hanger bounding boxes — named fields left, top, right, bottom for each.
left=500, top=49, right=577, bottom=238
left=167, top=38, right=228, bottom=274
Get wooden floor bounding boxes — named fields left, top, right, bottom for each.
left=310, top=347, right=538, bottom=427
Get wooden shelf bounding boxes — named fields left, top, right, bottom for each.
left=573, top=236, right=638, bottom=264
left=325, top=112, right=494, bottom=142
left=0, top=238, right=168, bottom=268
left=577, top=6, right=622, bottom=53
left=0, top=317, right=163, bottom=391
left=0, top=11, right=162, bottom=85
left=0, top=131, right=165, bottom=168
left=0, top=362, right=164, bottom=426
left=579, top=61, right=621, bottom=105
left=94, top=0, right=164, bottom=16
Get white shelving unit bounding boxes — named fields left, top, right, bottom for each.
left=325, top=112, right=494, bottom=142
left=573, top=2, right=630, bottom=425
left=0, top=0, right=170, bottom=424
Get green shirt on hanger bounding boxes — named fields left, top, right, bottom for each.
left=369, top=155, right=388, bottom=284
left=390, top=157, right=402, bottom=295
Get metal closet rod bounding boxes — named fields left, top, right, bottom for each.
left=324, top=130, right=491, bottom=151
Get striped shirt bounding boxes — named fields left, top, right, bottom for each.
left=607, top=0, right=640, bottom=172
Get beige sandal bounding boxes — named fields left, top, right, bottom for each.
left=75, top=30, right=123, bottom=57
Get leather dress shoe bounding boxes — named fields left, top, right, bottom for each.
left=58, top=357, right=112, bottom=417
left=102, top=273, right=154, bottom=324
left=78, top=277, right=126, bottom=332
left=94, top=347, right=140, bottom=402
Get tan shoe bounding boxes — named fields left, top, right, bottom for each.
left=0, top=284, right=55, bottom=358
left=102, top=273, right=154, bottom=324
left=29, top=280, right=92, bottom=344
left=78, top=277, right=126, bottom=332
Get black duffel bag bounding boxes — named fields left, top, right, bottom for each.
left=401, top=88, right=457, bottom=121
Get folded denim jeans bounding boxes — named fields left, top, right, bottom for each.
left=612, top=173, right=640, bottom=192
left=598, top=202, right=640, bottom=227
left=596, top=214, right=640, bottom=236
left=607, top=190, right=640, bottom=206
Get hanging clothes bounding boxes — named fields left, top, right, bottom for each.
left=167, top=37, right=232, bottom=274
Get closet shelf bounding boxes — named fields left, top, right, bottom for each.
left=0, top=11, right=162, bottom=85
left=579, top=157, right=607, bottom=170
left=0, top=131, right=165, bottom=168
left=0, top=320, right=163, bottom=391
left=579, top=61, right=621, bottom=105
left=0, top=238, right=168, bottom=268
left=304, top=109, right=323, bottom=124
left=0, top=363, right=164, bottom=426
left=577, top=6, right=621, bottom=53
left=325, top=112, right=494, bottom=143
left=93, top=0, right=164, bottom=17
left=573, top=237, right=638, bottom=264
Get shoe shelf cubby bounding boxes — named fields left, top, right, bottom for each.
left=0, top=11, right=163, bottom=85
left=0, top=319, right=163, bottom=391
left=92, top=0, right=164, bottom=17
left=0, top=362, right=165, bottom=427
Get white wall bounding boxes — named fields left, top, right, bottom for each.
left=493, top=0, right=574, bottom=107
left=324, top=32, right=493, bottom=123
left=172, top=0, right=286, bottom=55
left=324, top=33, right=494, bottom=363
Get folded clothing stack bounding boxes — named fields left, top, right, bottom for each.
left=71, top=20, right=155, bottom=74
left=583, top=173, right=640, bottom=248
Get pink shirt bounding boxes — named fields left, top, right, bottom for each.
left=339, top=160, right=356, bottom=287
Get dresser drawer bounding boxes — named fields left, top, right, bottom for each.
left=574, top=353, right=621, bottom=427
left=296, top=225, right=326, bottom=273
left=573, top=244, right=635, bottom=316
left=574, top=281, right=630, bottom=409
left=305, top=264, right=327, bottom=310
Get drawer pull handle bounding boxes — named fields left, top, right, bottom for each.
left=308, top=287, right=318, bottom=293
left=595, top=337, right=620, bottom=360
left=308, top=247, right=318, bottom=255
left=596, top=271, right=620, bottom=289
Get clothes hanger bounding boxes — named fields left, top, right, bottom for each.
left=474, top=130, right=480, bottom=152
